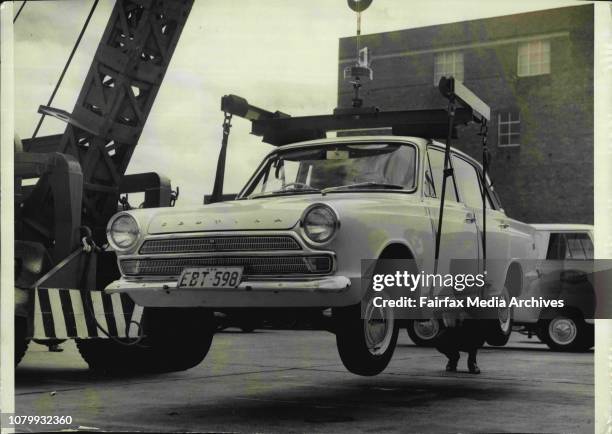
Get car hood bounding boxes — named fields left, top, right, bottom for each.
left=146, top=195, right=317, bottom=234
left=144, top=193, right=418, bottom=234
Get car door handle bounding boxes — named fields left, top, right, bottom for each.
left=499, top=222, right=509, bottom=229
left=465, top=212, right=476, bottom=223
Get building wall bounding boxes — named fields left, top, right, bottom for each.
left=337, top=5, right=594, bottom=224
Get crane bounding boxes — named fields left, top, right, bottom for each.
left=13, top=0, right=214, bottom=374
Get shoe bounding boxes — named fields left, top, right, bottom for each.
left=446, top=360, right=458, bottom=372
left=467, top=362, right=480, bottom=374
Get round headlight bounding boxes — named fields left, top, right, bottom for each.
left=301, top=204, right=339, bottom=244
left=108, top=214, right=140, bottom=250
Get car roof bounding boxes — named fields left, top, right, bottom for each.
left=531, top=223, right=593, bottom=232
left=261, top=135, right=482, bottom=169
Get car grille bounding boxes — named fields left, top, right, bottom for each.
left=120, top=255, right=333, bottom=277
left=139, top=235, right=301, bottom=254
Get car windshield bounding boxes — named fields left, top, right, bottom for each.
left=239, top=142, right=417, bottom=199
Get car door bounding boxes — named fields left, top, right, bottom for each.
left=452, top=154, right=516, bottom=291
left=423, top=147, right=479, bottom=294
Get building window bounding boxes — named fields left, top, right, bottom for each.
left=497, top=111, right=520, bottom=147
left=517, top=40, right=550, bottom=77
left=434, top=51, right=464, bottom=85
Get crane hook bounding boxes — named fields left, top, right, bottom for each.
left=347, top=0, right=373, bottom=12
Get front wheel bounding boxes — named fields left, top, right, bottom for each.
left=539, top=314, right=593, bottom=352
left=406, top=319, right=441, bottom=346
left=333, top=299, right=399, bottom=376
left=77, top=307, right=215, bottom=374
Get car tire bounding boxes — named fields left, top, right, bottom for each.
left=333, top=297, right=399, bottom=376
left=77, top=307, right=215, bottom=374
left=539, top=313, right=593, bottom=352
left=485, top=286, right=513, bottom=347
left=15, top=316, right=29, bottom=367
left=406, top=319, right=441, bottom=346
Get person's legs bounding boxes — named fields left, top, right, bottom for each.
left=445, top=349, right=460, bottom=372
left=467, top=349, right=480, bottom=374
left=435, top=327, right=460, bottom=372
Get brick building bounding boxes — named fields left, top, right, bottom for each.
left=337, top=5, right=593, bottom=224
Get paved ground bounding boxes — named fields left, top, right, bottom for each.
left=15, top=330, right=593, bottom=433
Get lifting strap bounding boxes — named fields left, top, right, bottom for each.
left=432, top=77, right=491, bottom=285
left=210, top=111, right=233, bottom=203
left=433, top=96, right=457, bottom=276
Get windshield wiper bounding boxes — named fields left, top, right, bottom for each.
left=249, top=186, right=321, bottom=199
left=322, top=182, right=405, bottom=195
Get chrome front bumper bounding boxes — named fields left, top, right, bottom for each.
left=106, top=276, right=351, bottom=294
left=105, top=275, right=355, bottom=308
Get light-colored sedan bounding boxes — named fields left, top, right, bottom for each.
left=106, top=136, right=537, bottom=375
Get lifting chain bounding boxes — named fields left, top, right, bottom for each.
left=479, top=119, right=489, bottom=170
left=210, top=112, right=233, bottom=203
left=119, top=193, right=132, bottom=211
left=223, top=112, right=233, bottom=138
left=80, top=226, right=100, bottom=253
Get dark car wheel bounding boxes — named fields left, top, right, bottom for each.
left=539, top=313, right=593, bottom=352
left=334, top=298, right=399, bottom=376
left=406, top=319, right=441, bottom=346
left=77, top=307, right=216, bottom=374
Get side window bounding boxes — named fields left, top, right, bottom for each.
left=452, top=155, right=491, bottom=209
left=486, top=181, right=501, bottom=210
left=546, top=233, right=567, bottom=260
left=423, top=151, right=436, bottom=197
left=547, top=233, right=594, bottom=260
left=427, top=148, right=458, bottom=202
left=566, top=233, right=593, bottom=260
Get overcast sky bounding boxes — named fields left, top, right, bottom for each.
left=14, top=0, right=586, bottom=206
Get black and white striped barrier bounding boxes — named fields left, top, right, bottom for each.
left=32, top=288, right=143, bottom=339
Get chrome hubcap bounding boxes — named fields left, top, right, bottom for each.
left=549, top=317, right=577, bottom=345
left=414, top=319, right=440, bottom=340
left=363, top=300, right=394, bottom=355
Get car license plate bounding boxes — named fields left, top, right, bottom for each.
left=177, top=267, right=243, bottom=289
